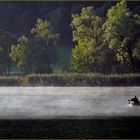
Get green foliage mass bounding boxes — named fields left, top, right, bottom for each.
left=0, top=30, right=16, bottom=76
left=10, top=18, right=59, bottom=74
left=71, top=6, right=103, bottom=72
left=10, top=35, right=28, bottom=68
left=31, top=18, right=59, bottom=43
left=103, top=0, right=140, bottom=72
left=70, top=0, right=140, bottom=73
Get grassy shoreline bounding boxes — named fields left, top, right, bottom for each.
left=0, top=73, right=140, bottom=86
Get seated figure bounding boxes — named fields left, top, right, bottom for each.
left=130, top=96, right=140, bottom=104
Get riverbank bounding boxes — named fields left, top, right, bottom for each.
left=0, top=73, right=140, bottom=86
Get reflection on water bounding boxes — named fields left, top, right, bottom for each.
left=0, top=87, right=140, bottom=119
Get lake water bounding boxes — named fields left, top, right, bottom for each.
left=0, top=87, right=140, bottom=119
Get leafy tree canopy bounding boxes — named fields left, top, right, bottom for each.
left=71, top=6, right=103, bottom=72
left=0, top=30, right=16, bottom=75
left=103, top=0, right=140, bottom=72
left=31, top=18, right=59, bottom=43
left=10, top=35, right=28, bottom=68
left=10, top=18, right=58, bottom=74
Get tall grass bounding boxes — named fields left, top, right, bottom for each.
left=0, top=76, right=25, bottom=86
left=0, top=73, right=140, bottom=86
left=27, top=73, right=140, bottom=86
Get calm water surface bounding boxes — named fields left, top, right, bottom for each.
left=0, top=87, right=140, bottom=119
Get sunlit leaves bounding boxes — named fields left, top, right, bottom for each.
left=10, top=35, right=28, bottom=67
left=0, top=30, right=16, bottom=75
left=103, top=0, right=140, bottom=71
left=31, top=18, right=59, bottom=43
left=71, top=6, right=103, bottom=72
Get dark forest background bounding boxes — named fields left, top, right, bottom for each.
left=0, top=1, right=139, bottom=45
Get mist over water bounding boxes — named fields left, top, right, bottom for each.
left=0, top=87, right=140, bottom=119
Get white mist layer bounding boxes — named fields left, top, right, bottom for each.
left=0, top=87, right=140, bottom=119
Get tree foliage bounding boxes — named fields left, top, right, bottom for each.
left=10, top=35, right=28, bottom=69
left=103, top=0, right=140, bottom=72
left=31, top=18, right=59, bottom=43
left=10, top=18, right=58, bottom=74
left=0, top=30, right=16, bottom=76
left=71, top=6, right=103, bottom=72
left=31, top=18, right=59, bottom=73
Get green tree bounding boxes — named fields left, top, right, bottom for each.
left=10, top=18, right=59, bottom=74
left=103, top=0, right=140, bottom=72
left=70, top=6, right=103, bottom=72
left=0, top=30, right=16, bottom=76
left=10, top=35, right=28, bottom=73
left=31, top=18, right=59, bottom=73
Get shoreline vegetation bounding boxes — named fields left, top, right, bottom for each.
left=0, top=73, right=140, bottom=86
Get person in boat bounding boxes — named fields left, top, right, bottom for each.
left=130, top=96, right=140, bottom=104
